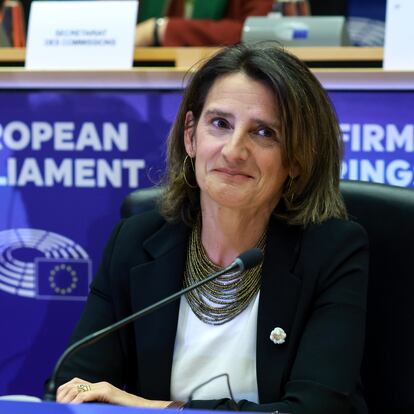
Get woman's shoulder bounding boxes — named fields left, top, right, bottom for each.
left=109, top=209, right=188, bottom=255
left=272, top=216, right=368, bottom=251
left=299, top=218, right=369, bottom=276
left=113, top=209, right=176, bottom=246
left=121, top=209, right=167, bottom=237
left=304, top=217, right=368, bottom=247
left=96, top=209, right=187, bottom=278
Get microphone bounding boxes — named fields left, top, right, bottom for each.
left=44, top=247, right=264, bottom=401
left=233, top=248, right=263, bottom=272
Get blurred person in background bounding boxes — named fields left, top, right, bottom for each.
left=0, top=0, right=25, bottom=46
left=135, top=0, right=310, bottom=46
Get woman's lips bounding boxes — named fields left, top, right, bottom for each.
left=214, top=168, right=253, bottom=179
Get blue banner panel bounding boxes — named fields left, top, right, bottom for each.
left=0, top=90, right=181, bottom=397
left=0, top=89, right=413, bottom=398
left=332, top=91, right=414, bottom=188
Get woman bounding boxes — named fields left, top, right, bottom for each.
left=54, top=44, right=368, bottom=414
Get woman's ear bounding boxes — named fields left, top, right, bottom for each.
left=184, top=111, right=196, bottom=157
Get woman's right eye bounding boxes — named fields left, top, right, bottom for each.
left=212, top=118, right=229, bottom=129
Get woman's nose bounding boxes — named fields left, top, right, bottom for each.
left=221, top=130, right=249, bottom=163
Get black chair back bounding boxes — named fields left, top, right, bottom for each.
left=340, top=181, right=414, bottom=414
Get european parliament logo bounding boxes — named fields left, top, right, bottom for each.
left=0, top=228, right=92, bottom=300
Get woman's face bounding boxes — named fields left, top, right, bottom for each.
left=184, top=72, right=290, bottom=215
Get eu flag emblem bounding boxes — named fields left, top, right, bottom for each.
left=35, top=258, right=92, bottom=300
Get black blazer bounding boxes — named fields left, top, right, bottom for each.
left=57, top=210, right=369, bottom=414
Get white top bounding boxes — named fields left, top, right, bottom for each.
left=170, top=292, right=260, bottom=403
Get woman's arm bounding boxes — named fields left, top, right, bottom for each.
left=56, top=377, right=171, bottom=407
left=48, top=220, right=131, bottom=391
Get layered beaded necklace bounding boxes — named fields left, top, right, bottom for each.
left=183, top=218, right=266, bottom=325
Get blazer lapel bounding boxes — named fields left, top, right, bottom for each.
left=129, top=220, right=190, bottom=400
left=127, top=215, right=303, bottom=402
left=257, top=217, right=303, bottom=403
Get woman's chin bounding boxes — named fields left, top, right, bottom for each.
left=202, top=186, right=255, bottom=210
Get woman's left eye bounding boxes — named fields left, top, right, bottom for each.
left=254, top=127, right=277, bottom=140
left=257, top=128, right=273, bottom=137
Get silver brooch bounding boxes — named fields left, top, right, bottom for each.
left=270, top=327, right=286, bottom=345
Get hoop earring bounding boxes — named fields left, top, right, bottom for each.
left=183, top=155, right=198, bottom=189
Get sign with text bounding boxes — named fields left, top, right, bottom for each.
left=26, top=1, right=138, bottom=69
left=384, top=0, right=414, bottom=69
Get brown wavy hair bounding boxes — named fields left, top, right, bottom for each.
left=159, top=43, right=347, bottom=226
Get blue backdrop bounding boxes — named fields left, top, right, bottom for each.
left=0, top=89, right=413, bottom=397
